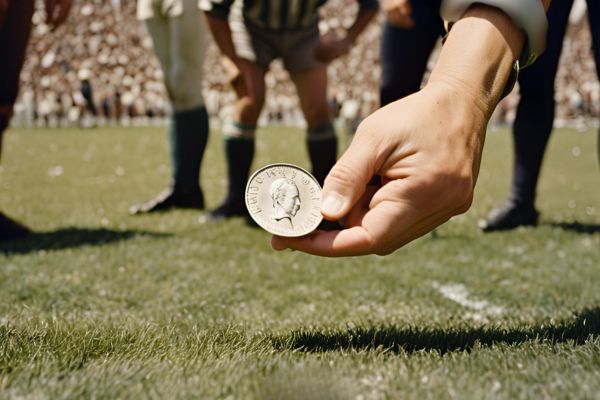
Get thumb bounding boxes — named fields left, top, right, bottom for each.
left=320, top=135, right=377, bottom=220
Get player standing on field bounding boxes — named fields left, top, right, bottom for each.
left=130, top=0, right=211, bottom=214
left=199, top=0, right=378, bottom=221
left=0, top=0, right=72, bottom=240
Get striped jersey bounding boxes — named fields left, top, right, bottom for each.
left=200, top=0, right=379, bottom=30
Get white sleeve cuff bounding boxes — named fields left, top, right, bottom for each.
left=440, top=0, right=548, bottom=66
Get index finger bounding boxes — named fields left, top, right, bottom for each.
left=271, top=226, right=375, bottom=257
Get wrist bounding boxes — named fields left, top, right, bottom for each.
left=428, top=5, right=523, bottom=117
left=416, top=82, right=488, bottom=183
left=422, top=81, right=488, bottom=137
left=441, top=0, right=548, bottom=67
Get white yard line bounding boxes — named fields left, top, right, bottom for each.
left=432, top=282, right=505, bottom=322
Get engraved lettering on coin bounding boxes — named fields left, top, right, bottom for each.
left=245, top=163, right=323, bottom=237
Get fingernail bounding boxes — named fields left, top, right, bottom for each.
left=321, top=192, right=344, bottom=216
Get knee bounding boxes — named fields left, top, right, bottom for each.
left=237, top=94, right=264, bottom=123
left=307, top=121, right=336, bottom=141
left=303, top=101, right=331, bottom=127
left=167, top=66, right=205, bottom=111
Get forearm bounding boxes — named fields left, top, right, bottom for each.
left=344, top=8, right=378, bottom=44
left=428, top=4, right=526, bottom=120
left=205, top=14, right=238, bottom=63
left=433, top=0, right=551, bottom=110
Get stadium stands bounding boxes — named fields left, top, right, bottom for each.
left=12, top=0, right=599, bottom=128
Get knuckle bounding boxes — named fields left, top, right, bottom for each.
left=374, top=246, right=394, bottom=256
left=414, top=164, right=474, bottom=215
left=373, top=235, right=406, bottom=256
left=361, top=231, right=387, bottom=256
left=455, top=189, right=474, bottom=214
left=355, top=116, right=374, bottom=136
left=444, top=171, right=474, bottom=214
left=325, top=162, right=360, bottom=188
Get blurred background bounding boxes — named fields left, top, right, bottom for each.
left=11, top=0, right=599, bottom=130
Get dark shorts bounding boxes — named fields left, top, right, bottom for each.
left=230, top=12, right=323, bottom=72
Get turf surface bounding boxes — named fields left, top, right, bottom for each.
left=1, top=125, right=599, bottom=399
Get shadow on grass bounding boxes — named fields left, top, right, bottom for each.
left=547, top=222, right=600, bottom=234
left=0, top=227, right=169, bottom=254
left=272, top=308, right=600, bottom=355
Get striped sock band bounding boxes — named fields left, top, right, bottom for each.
left=223, top=120, right=256, bottom=140
left=307, top=121, right=336, bottom=142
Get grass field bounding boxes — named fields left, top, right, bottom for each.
left=1, top=125, right=599, bottom=399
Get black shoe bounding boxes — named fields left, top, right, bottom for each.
left=479, top=199, right=539, bottom=232
left=129, top=187, right=204, bottom=214
left=0, top=212, right=31, bottom=241
left=199, top=202, right=247, bottom=224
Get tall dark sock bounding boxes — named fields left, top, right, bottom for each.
left=511, top=89, right=554, bottom=207
left=169, top=106, right=209, bottom=193
left=223, top=122, right=255, bottom=207
left=510, top=0, right=572, bottom=207
left=307, top=121, right=337, bottom=186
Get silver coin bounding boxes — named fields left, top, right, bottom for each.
left=246, top=163, right=323, bottom=237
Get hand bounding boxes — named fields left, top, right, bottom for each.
left=45, top=0, right=73, bottom=29
left=221, top=56, right=256, bottom=100
left=233, top=58, right=257, bottom=101
left=314, top=33, right=351, bottom=63
left=221, top=57, right=246, bottom=97
left=272, top=82, right=488, bottom=256
left=381, top=0, right=415, bottom=29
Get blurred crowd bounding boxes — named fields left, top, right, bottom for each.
left=11, top=0, right=599, bottom=129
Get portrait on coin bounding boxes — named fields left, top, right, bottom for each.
left=270, top=178, right=301, bottom=228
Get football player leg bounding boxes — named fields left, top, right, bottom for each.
left=586, top=0, right=600, bottom=168
left=0, top=0, right=34, bottom=240
left=290, top=65, right=337, bottom=187
left=205, top=60, right=267, bottom=220
left=130, top=0, right=209, bottom=214
left=481, top=0, right=573, bottom=231
left=380, top=0, right=444, bottom=106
